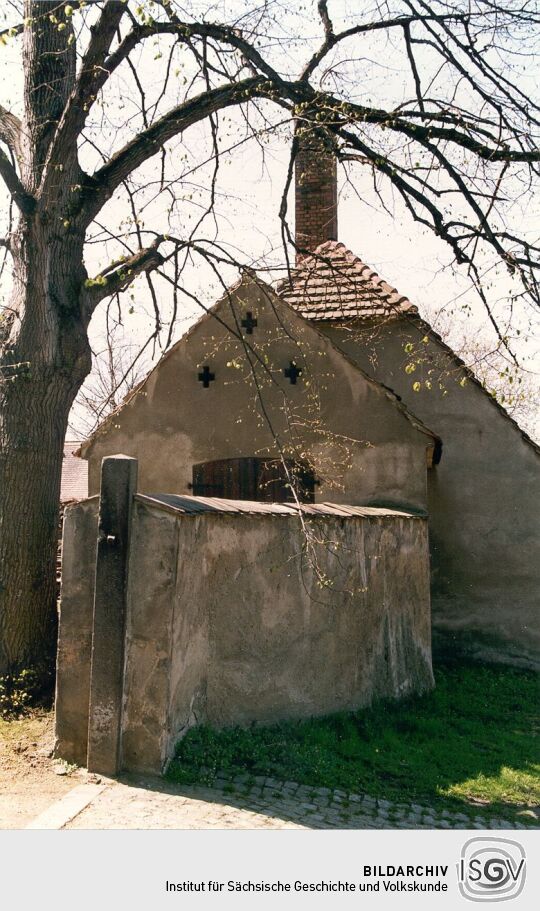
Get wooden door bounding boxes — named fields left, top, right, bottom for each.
left=192, top=457, right=315, bottom=503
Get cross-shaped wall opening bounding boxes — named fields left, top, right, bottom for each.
left=241, top=312, right=258, bottom=334
left=284, top=361, right=302, bottom=385
left=198, top=365, right=215, bottom=388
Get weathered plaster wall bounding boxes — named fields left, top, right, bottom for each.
left=120, top=499, right=210, bottom=773
left=121, top=501, right=432, bottom=773
left=82, top=279, right=433, bottom=514
left=202, top=513, right=432, bottom=727
left=322, top=319, right=540, bottom=669
left=54, top=497, right=98, bottom=765
left=55, top=495, right=432, bottom=774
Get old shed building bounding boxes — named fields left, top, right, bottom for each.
left=73, top=138, right=540, bottom=680
left=55, top=137, right=540, bottom=777
left=79, top=277, right=439, bottom=516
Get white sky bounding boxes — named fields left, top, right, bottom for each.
left=0, top=1, right=538, bottom=431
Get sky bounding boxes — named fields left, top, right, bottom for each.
left=0, top=1, right=538, bottom=434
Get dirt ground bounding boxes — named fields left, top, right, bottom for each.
left=0, top=709, right=77, bottom=829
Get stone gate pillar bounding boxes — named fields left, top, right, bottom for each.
left=87, top=455, right=138, bottom=776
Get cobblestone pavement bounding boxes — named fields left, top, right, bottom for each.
left=59, top=773, right=536, bottom=830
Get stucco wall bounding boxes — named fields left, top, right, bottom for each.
left=55, top=494, right=433, bottom=774
left=54, top=497, right=98, bottom=765
left=82, top=279, right=433, bottom=514
left=120, top=501, right=210, bottom=774
left=122, top=499, right=433, bottom=773
left=322, top=319, right=540, bottom=669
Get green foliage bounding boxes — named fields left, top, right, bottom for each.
left=0, top=664, right=55, bottom=719
left=167, top=663, right=539, bottom=820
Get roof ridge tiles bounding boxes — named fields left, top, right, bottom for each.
left=277, top=240, right=417, bottom=321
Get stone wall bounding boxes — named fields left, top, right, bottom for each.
left=54, top=497, right=98, bottom=765
left=55, top=489, right=433, bottom=775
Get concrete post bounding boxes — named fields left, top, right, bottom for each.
left=87, top=455, right=138, bottom=775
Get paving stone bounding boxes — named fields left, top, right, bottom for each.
left=43, top=771, right=531, bottom=832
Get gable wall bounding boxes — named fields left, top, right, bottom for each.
left=321, top=319, right=540, bottom=669
left=83, top=281, right=431, bottom=513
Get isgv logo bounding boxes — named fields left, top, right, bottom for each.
left=458, top=837, right=526, bottom=902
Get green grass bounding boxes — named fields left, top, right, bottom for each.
left=167, top=662, right=539, bottom=820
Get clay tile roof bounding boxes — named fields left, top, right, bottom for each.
left=277, top=240, right=417, bottom=321
left=61, top=441, right=88, bottom=503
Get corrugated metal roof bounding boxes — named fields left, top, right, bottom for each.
left=61, top=441, right=88, bottom=503
left=277, top=240, right=417, bottom=321
left=137, top=493, right=422, bottom=518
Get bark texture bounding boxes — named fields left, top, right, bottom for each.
left=0, top=222, right=91, bottom=673
left=0, top=2, right=89, bottom=673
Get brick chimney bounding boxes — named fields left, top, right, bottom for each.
left=294, top=126, right=337, bottom=262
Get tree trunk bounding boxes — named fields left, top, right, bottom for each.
left=0, top=5, right=92, bottom=677
left=0, top=374, right=71, bottom=673
left=0, top=218, right=91, bottom=675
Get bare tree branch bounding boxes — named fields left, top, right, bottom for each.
left=403, top=22, right=425, bottom=113
left=300, top=9, right=467, bottom=81
left=0, top=148, right=34, bottom=215
left=41, top=0, right=127, bottom=195
left=0, top=105, right=23, bottom=163
left=79, top=75, right=272, bottom=223
left=83, top=236, right=164, bottom=311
